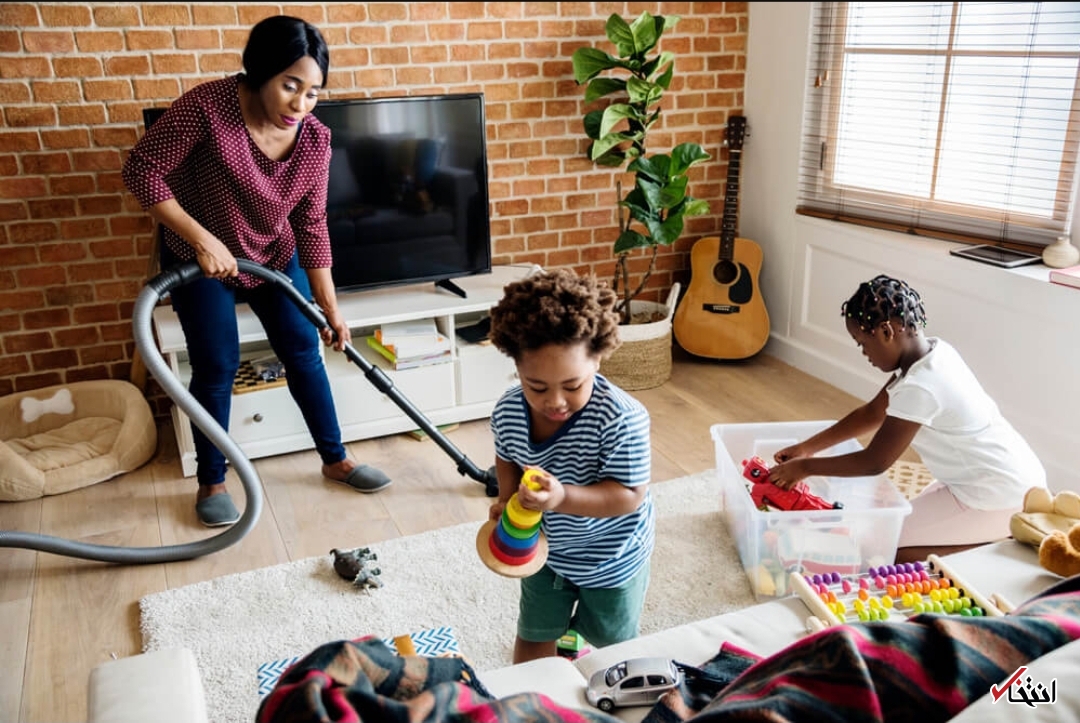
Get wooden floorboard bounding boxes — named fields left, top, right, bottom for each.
left=0, top=352, right=872, bottom=722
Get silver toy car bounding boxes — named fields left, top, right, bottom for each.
left=585, top=657, right=682, bottom=712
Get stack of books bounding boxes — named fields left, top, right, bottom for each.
left=1049, top=264, right=1080, bottom=290
left=366, top=319, right=452, bottom=370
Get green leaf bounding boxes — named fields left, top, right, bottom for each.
left=650, top=54, right=675, bottom=86
left=583, top=110, right=604, bottom=140
left=646, top=214, right=684, bottom=247
left=593, top=149, right=627, bottom=167
left=628, top=12, right=659, bottom=55
left=572, top=47, right=619, bottom=83
left=599, top=104, right=637, bottom=139
left=613, top=228, right=651, bottom=253
left=621, top=187, right=657, bottom=220
left=606, top=14, right=636, bottom=57
left=630, top=154, right=672, bottom=183
left=626, top=75, right=665, bottom=106
left=656, top=15, right=681, bottom=36
left=591, top=131, right=632, bottom=160
left=585, top=77, right=626, bottom=103
left=658, top=176, right=688, bottom=208
left=636, top=174, right=665, bottom=211
left=626, top=76, right=648, bottom=104
left=669, top=142, right=712, bottom=175
left=682, top=198, right=712, bottom=216
left=641, top=52, right=674, bottom=81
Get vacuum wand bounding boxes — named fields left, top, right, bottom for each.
left=232, top=259, right=498, bottom=496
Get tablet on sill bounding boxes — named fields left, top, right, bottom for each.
left=949, top=244, right=1043, bottom=268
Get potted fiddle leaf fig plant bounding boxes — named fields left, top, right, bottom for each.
left=572, top=11, right=711, bottom=389
left=573, top=10, right=711, bottom=324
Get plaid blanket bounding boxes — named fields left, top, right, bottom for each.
left=255, top=636, right=615, bottom=723
left=647, top=574, right=1080, bottom=723
left=259, top=576, right=1080, bottom=723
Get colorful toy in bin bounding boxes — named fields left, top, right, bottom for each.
left=741, top=456, right=843, bottom=512
left=476, top=469, right=548, bottom=578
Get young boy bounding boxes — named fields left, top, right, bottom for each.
left=487, top=269, right=654, bottom=664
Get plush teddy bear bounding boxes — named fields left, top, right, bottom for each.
left=1039, top=523, right=1080, bottom=577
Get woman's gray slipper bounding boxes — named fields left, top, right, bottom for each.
left=330, top=464, right=392, bottom=493
left=195, top=493, right=241, bottom=527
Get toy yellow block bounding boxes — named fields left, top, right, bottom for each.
left=754, top=565, right=777, bottom=596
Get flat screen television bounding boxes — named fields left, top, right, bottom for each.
left=143, top=92, right=492, bottom=298
left=312, top=93, right=492, bottom=297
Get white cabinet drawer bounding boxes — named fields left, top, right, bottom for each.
left=456, top=344, right=518, bottom=406
left=228, top=387, right=309, bottom=445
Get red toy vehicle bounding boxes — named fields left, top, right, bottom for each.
left=741, top=456, right=843, bottom=512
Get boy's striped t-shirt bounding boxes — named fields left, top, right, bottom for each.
left=490, top=374, right=654, bottom=588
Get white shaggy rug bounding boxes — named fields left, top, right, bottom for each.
left=140, top=469, right=754, bottom=723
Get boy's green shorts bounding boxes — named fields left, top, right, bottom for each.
left=517, top=561, right=651, bottom=648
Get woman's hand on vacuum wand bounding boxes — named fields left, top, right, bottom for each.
left=193, top=235, right=238, bottom=279
left=147, top=199, right=237, bottom=280
left=322, top=307, right=351, bottom=352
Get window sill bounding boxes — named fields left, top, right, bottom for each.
left=801, top=215, right=1063, bottom=289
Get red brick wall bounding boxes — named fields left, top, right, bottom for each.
left=0, top=2, right=747, bottom=406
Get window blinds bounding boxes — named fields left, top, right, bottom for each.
left=797, top=2, right=1080, bottom=248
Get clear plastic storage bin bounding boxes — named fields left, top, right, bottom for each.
left=712, top=420, right=913, bottom=600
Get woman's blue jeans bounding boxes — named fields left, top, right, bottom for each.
left=163, top=247, right=346, bottom=486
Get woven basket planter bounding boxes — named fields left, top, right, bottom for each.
left=600, top=283, right=680, bottom=391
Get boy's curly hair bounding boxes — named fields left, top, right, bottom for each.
left=488, top=269, right=621, bottom=361
left=842, top=274, right=928, bottom=333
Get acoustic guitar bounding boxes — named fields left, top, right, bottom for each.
left=674, top=116, right=770, bottom=360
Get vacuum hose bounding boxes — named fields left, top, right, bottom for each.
left=0, top=262, right=267, bottom=563
left=0, top=259, right=498, bottom=563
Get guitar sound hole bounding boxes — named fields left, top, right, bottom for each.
left=713, top=260, right=738, bottom=285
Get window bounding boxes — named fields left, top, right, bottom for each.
left=797, top=2, right=1080, bottom=250
left=621, top=676, right=645, bottom=689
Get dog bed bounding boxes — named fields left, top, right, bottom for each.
left=0, top=380, right=157, bottom=501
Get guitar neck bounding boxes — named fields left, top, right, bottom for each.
left=720, top=148, right=742, bottom=261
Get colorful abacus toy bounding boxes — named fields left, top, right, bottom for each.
left=476, top=469, right=549, bottom=578
left=790, top=554, right=1010, bottom=632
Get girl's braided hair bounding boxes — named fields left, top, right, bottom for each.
left=842, top=275, right=927, bottom=333
left=488, top=268, right=621, bottom=361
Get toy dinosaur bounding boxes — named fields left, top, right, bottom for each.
left=741, top=456, right=843, bottom=512
left=330, top=547, right=382, bottom=589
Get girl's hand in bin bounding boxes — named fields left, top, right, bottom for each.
left=774, top=442, right=811, bottom=464
left=768, top=459, right=809, bottom=489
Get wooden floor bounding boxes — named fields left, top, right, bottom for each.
left=0, top=350, right=879, bottom=722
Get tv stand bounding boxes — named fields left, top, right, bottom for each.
left=152, top=264, right=538, bottom=477
left=435, top=278, right=468, bottom=299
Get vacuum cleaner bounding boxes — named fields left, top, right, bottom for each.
left=0, top=259, right=499, bottom=564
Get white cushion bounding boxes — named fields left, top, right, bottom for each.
left=88, top=648, right=207, bottom=723
left=479, top=656, right=589, bottom=711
